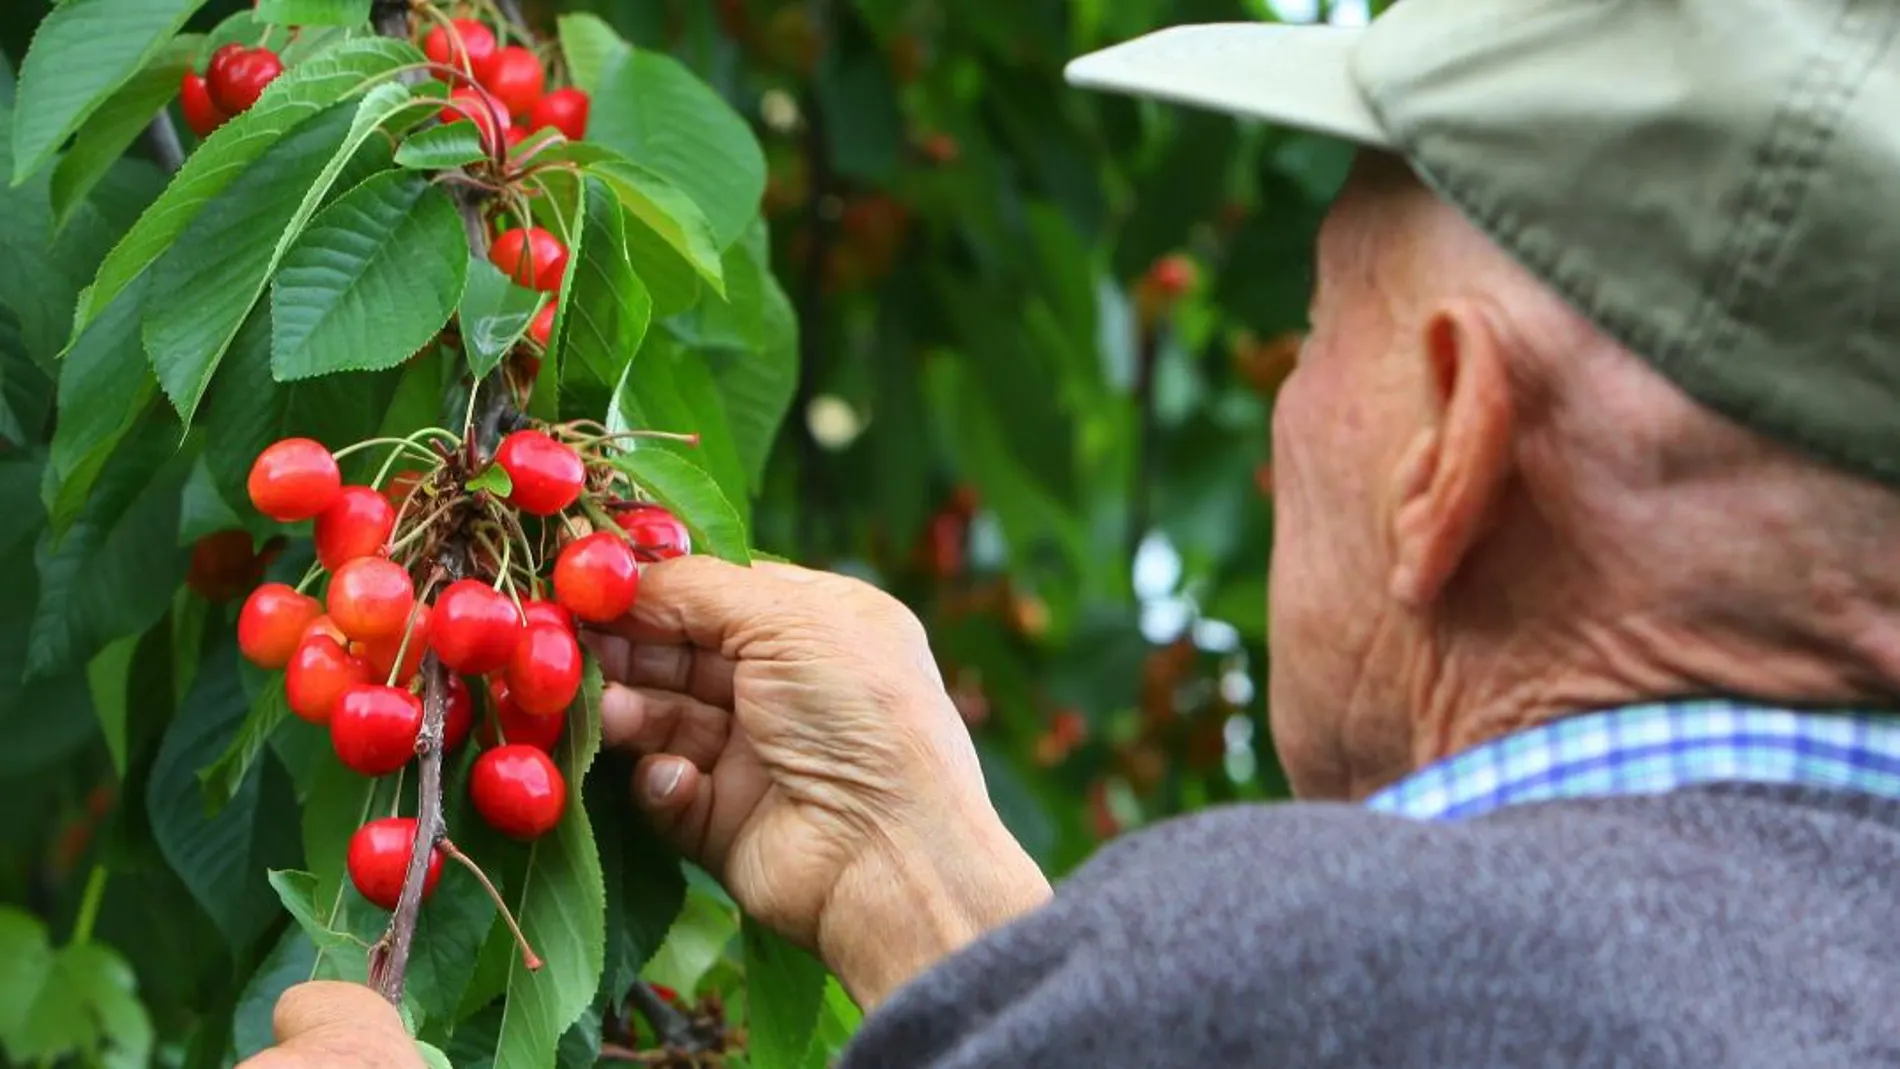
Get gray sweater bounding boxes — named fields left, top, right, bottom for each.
left=838, top=783, right=1900, bottom=1067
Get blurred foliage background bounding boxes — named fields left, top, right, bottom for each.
left=0, top=0, right=1382, bottom=1062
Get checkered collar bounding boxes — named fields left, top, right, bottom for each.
left=1361, top=700, right=1900, bottom=822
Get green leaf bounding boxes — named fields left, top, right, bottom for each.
left=418, top=1040, right=454, bottom=1069
left=587, top=47, right=765, bottom=248
left=48, top=35, right=198, bottom=232
left=556, top=178, right=651, bottom=415
left=9, top=0, right=211, bottom=185
left=45, top=273, right=156, bottom=534
left=255, top=0, right=372, bottom=25
left=28, top=420, right=191, bottom=680
left=640, top=887, right=735, bottom=998
left=492, top=659, right=607, bottom=1069
left=12, top=941, right=153, bottom=1069
left=588, top=756, right=686, bottom=1002
left=147, top=637, right=303, bottom=951
left=395, top=123, right=487, bottom=170
left=457, top=257, right=542, bottom=379
left=742, top=917, right=827, bottom=1069
left=466, top=462, right=513, bottom=497
left=620, top=209, right=701, bottom=315
left=144, top=82, right=416, bottom=425
left=196, top=680, right=291, bottom=814
left=668, top=220, right=797, bottom=492
left=0, top=907, right=54, bottom=1048
left=556, top=13, right=629, bottom=94
left=585, top=157, right=725, bottom=295
left=610, top=343, right=746, bottom=525
left=68, top=36, right=422, bottom=347
left=86, top=635, right=140, bottom=776
left=267, top=870, right=370, bottom=980
left=271, top=170, right=467, bottom=380
left=232, top=927, right=317, bottom=1060
left=610, top=449, right=751, bottom=565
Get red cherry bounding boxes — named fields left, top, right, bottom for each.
left=205, top=43, right=245, bottom=87
left=347, top=817, right=443, bottom=911
left=330, top=684, right=424, bottom=776
left=507, top=623, right=582, bottom=717
left=179, top=71, right=230, bottom=137
left=527, top=302, right=555, bottom=347
left=327, top=558, right=416, bottom=643
left=301, top=613, right=349, bottom=646
left=383, top=469, right=425, bottom=510
left=553, top=532, right=639, bottom=623
left=430, top=579, right=521, bottom=674
left=442, top=86, right=511, bottom=150
left=422, top=18, right=498, bottom=79
left=1147, top=253, right=1198, bottom=298
left=248, top=438, right=341, bottom=522
left=614, top=505, right=692, bottom=560
left=494, top=430, right=584, bottom=516
left=505, top=126, right=527, bottom=148
left=314, top=486, right=396, bottom=571
left=208, top=47, right=284, bottom=115
left=443, top=674, right=474, bottom=753
left=187, top=529, right=272, bottom=603
left=361, top=602, right=432, bottom=685
left=479, top=46, right=545, bottom=117
left=519, top=598, right=574, bottom=634
left=238, top=583, right=322, bottom=669
left=285, top=635, right=372, bottom=724
left=488, top=227, right=568, bottom=293
left=469, top=745, right=566, bottom=840
left=528, top=87, right=588, bottom=139
left=479, top=678, right=565, bottom=752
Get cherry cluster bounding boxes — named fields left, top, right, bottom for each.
left=424, top=16, right=590, bottom=150
left=235, top=423, right=690, bottom=913
left=180, top=41, right=285, bottom=136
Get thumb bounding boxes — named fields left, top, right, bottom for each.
left=598, top=555, right=827, bottom=648
left=272, top=981, right=406, bottom=1043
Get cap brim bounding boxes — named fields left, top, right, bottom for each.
left=1063, top=23, right=1390, bottom=149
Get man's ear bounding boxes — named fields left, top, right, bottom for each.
left=1388, top=301, right=1515, bottom=606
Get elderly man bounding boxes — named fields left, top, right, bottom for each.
left=250, top=0, right=1900, bottom=1065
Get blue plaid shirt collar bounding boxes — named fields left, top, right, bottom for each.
left=1362, top=700, right=1900, bottom=822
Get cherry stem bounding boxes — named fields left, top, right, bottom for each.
left=333, top=435, right=445, bottom=465
left=387, top=497, right=459, bottom=558
left=293, top=560, right=326, bottom=596
left=382, top=578, right=439, bottom=688
left=441, top=838, right=542, bottom=971
left=369, top=427, right=458, bottom=488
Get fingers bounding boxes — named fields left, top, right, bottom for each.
left=583, top=629, right=737, bottom=706
left=600, top=683, right=731, bottom=768
left=239, top=981, right=422, bottom=1068
left=592, top=556, right=844, bottom=652
left=272, top=981, right=405, bottom=1045
left=632, top=754, right=717, bottom=858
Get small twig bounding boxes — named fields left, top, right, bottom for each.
left=143, top=113, right=186, bottom=174
left=627, top=981, right=704, bottom=1051
left=440, top=838, right=541, bottom=970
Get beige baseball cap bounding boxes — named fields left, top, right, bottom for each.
left=1064, top=1, right=1900, bottom=491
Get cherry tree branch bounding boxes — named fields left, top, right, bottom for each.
left=370, top=647, right=453, bottom=1004
left=142, top=113, right=185, bottom=174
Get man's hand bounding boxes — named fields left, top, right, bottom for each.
left=234, top=982, right=422, bottom=1068
left=585, top=556, right=1052, bottom=1010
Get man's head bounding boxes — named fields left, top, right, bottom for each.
left=1066, top=0, right=1900, bottom=800
left=1265, top=150, right=1900, bottom=798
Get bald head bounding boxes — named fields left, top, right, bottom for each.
left=1265, top=151, right=1900, bottom=801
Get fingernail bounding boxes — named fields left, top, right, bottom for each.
left=644, top=761, right=684, bottom=804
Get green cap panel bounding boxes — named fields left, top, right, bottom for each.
left=1353, top=0, right=1900, bottom=487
